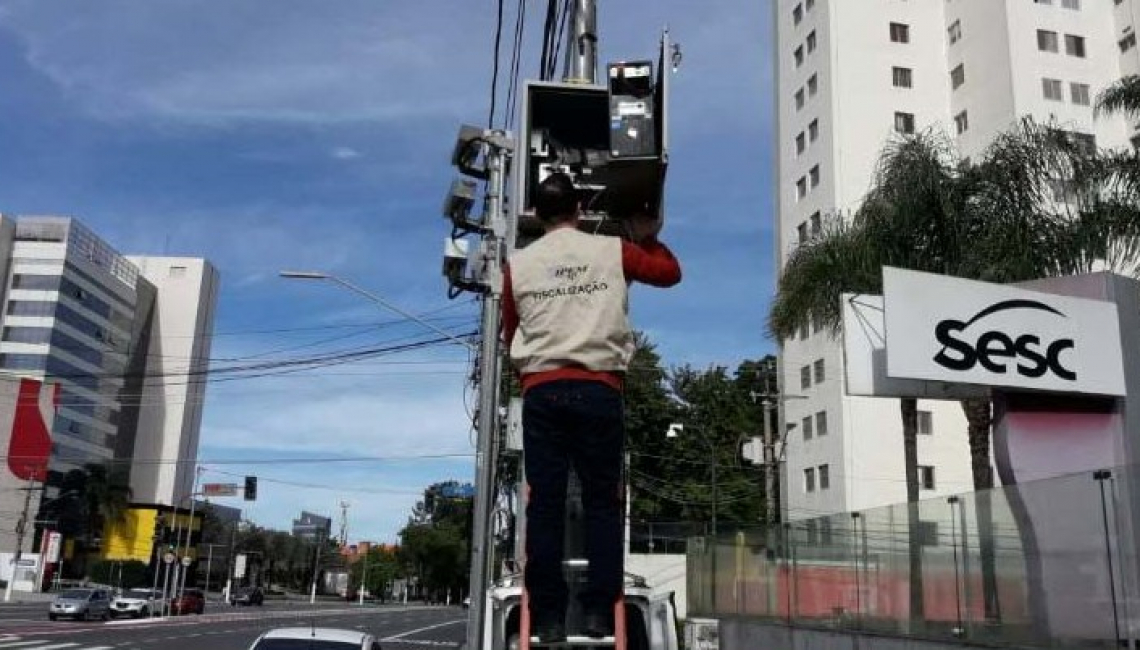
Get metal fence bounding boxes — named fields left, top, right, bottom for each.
left=688, top=465, right=1140, bottom=648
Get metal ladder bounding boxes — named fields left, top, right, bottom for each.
left=518, top=472, right=627, bottom=650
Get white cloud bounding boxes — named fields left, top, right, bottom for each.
left=331, top=147, right=363, bottom=160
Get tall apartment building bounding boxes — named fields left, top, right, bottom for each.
left=774, top=0, right=1136, bottom=521
left=0, top=216, right=218, bottom=522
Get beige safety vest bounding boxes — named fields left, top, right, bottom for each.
left=508, top=228, right=634, bottom=375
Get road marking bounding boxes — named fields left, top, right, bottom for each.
left=16, top=644, right=79, bottom=650
left=382, top=618, right=466, bottom=640
left=0, top=642, right=45, bottom=648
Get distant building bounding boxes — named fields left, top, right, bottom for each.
left=292, top=511, right=332, bottom=542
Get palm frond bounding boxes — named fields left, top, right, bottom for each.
left=1095, top=75, right=1140, bottom=120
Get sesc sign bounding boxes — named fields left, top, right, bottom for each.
left=883, top=267, right=1125, bottom=396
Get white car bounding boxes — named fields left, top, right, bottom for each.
left=247, top=627, right=383, bottom=650
left=111, top=588, right=162, bottom=618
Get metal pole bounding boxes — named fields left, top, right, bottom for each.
left=4, top=476, right=36, bottom=602
left=1096, top=470, right=1123, bottom=647
left=178, top=496, right=199, bottom=600
left=310, top=532, right=323, bottom=604
left=465, top=136, right=509, bottom=650
left=564, top=0, right=598, bottom=83
left=851, top=513, right=861, bottom=627
left=204, top=545, right=213, bottom=598
left=762, top=400, right=776, bottom=527
left=359, top=550, right=369, bottom=606
left=948, top=497, right=964, bottom=637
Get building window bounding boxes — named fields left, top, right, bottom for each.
left=808, top=118, right=820, bottom=142
left=795, top=88, right=805, bottom=110
left=947, top=20, right=961, bottom=45
left=169, top=265, right=187, bottom=277
left=1043, top=78, right=1064, bottom=101
left=806, top=0, right=815, bottom=10
left=892, top=66, right=913, bottom=88
left=950, top=64, right=965, bottom=90
left=816, top=410, right=828, bottom=436
left=1064, top=34, right=1086, bottom=57
left=1071, top=82, right=1091, bottom=106
left=796, top=132, right=806, bottom=155
left=1037, top=30, right=1059, bottom=53
left=797, top=222, right=808, bottom=244
left=804, top=467, right=816, bottom=493
left=894, top=111, right=915, bottom=134
left=803, top=415, right=814, bottom=440
left=919, top=465, right=936, bottom=490
left=889, top=22, right=910, bottom=43
left=798, top=321, right=810, bottom=340
left=808, top=73, right=818, bottom=97
left=809, top=165, right=820, bottom=188
left=813, top=358, right=825, bottom=384
left=807, top=30, right=818, bottom=53
left=1061, top=0, right=1080, bottom=9
left=812, top=313, right=824, bottom=333
left=810, top=211, right=822, bottom=236
left=918, top=410, right=933, bottom=435
left=796, top=177, right=808, bottom=200
left=801, top=365, right=812, bottom=390
left=954, top=110, right=969, bottom=134
left=795, top=45, right=805, bottom=67
left=1120, top=33, right=1137, bottom=53
left=818, top=464, right=830, bottom=490
left=1035, top=0, right=1052, bottom=4
left=793, top=3, right=803, bottom=25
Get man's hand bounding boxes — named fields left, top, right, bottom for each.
left=627, top=213, right=663, bottom=243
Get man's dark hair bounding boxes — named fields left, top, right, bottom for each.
left=534, top=173, right=579, bottom=224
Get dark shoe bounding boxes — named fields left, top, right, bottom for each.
left=583, top=610, right=614, bottom=639
left=531, top=619, right=566, bottom=645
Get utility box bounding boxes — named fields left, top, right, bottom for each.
left=513, top=33, right=672, bottom=249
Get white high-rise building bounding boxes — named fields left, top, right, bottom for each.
left=0, top=216, right=218, bottom=517
left=773, top=0, right=1137, bottom=522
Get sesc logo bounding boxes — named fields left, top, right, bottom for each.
left=933, top=299, right=1076, bottom=381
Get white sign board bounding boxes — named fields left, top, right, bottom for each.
left=234, top=553, right=247, bottom=579
left=883, top=267, right=1126, bottom=396
left=842, top=293, right=988, bottom=399
left=44, top=532, right=61, bottom=563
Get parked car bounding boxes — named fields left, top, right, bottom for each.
left=229, top=586, right=265, bottom=606
left=110, top=588, right=162, bottom=618
left=247, top=627, right=382, bottom=650
left=48, top=588, right=112, bottom=621
left=169, top=588, right=205, bottom=615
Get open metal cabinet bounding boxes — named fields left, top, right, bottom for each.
left=511, top=31, right=672, bottom=251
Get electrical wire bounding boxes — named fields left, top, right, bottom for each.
left=503, top=0, right=527, bottom=129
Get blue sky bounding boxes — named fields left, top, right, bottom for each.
left=0, top=0, right=775, bottom=543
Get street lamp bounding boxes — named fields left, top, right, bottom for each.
left=666, top=423, right=718, bottom=537
left=278, top=271, right=476, bottom=350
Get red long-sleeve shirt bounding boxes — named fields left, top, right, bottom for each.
left=502, top=236, right=681, bottom=393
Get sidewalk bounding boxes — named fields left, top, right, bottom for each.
left=0, top=591, right=54, bottom=604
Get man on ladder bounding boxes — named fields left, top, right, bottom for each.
left=502, top=172, right=681, bottom=645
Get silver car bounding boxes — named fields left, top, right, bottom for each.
left=111, top=588, right=162, bottom=618
left=247, top=627, right=382, bottom=650
left=49, top=588, right=112, bottom=621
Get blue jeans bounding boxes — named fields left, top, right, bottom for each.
left=523, top=379, right=625, bottom=622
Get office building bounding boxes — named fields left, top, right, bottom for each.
left=0, top=216, right=218, bottom=534
left=773, top=0, right=1136, bottom=520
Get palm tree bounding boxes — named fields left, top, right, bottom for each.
left=769, top=119, right=1140, bottom=622
left=1095, top=75, right=1140, bottom=122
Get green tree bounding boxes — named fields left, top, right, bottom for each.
left=350, top=545, right=400, bottom=600
left=1096, top=75, right=1140, bottom=122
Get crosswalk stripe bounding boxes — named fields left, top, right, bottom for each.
left=15, top=644, right=79, bottom=650
left=0, top=642, right=47, bottom=648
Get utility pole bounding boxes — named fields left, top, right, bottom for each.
left=4, top=476, right=37, bottom=602
left=464, top=132, right=513, bottom=650
left=564, top=0, right=598, bottom=83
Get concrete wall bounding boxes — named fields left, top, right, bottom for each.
left=720, top=619, right=1026, bottom=650
left=627, top=553, right=687, bottom=618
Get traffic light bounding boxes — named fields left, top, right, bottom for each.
left=244, top=476, right=257, bottom=501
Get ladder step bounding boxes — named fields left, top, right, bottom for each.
left=529, top=636, right=616, bottom=647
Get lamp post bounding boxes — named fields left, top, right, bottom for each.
left=279, top=271, right=477, bottom=351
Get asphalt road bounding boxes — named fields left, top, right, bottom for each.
left=0, top=604, right=465, bottom=650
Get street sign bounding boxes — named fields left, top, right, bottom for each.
left=44, top=532, right=61, bottom=563
left=181, top=556, right=193, bottom=567
left=163, top=552, right=175, bottom=564
left=202, top=483, right=239, bottom=497
left=234, top=553, right=247, bottom=579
